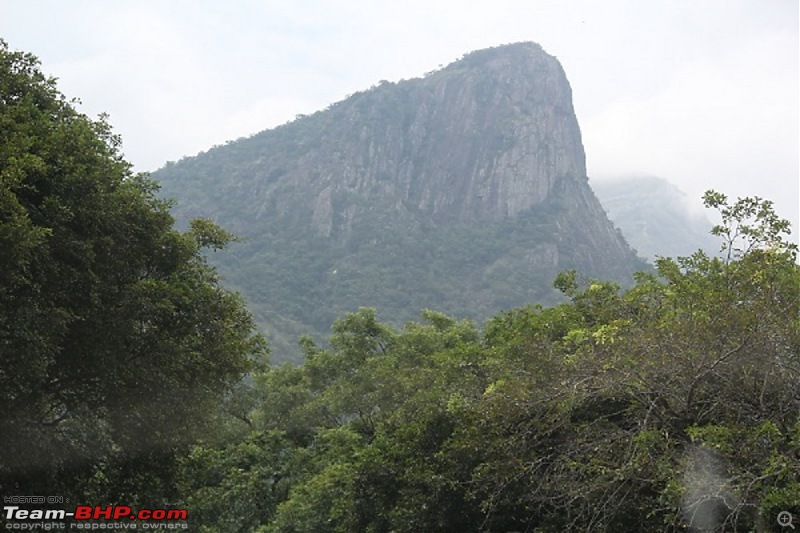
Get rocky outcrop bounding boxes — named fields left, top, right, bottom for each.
left=303, top=43, right=586, bottom=226
left=161, top=43, right=593, bottom=229
left=153, top=42, right=645, bottom=361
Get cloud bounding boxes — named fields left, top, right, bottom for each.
left=583, top=16, right=798, bottom=226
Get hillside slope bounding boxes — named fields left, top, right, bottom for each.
left=153, top=43, right=646, bottom=360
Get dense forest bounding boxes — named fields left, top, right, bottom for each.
left=1, top=42, right=798, bottom=532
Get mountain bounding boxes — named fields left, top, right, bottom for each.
left=593, top=176, right=719, bottom=261
left=152, top=42, right=647, bottom=361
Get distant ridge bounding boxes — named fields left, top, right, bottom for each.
left=593, top=176, right=719, bottom=261
left=153, top=42, right=647, bottom=361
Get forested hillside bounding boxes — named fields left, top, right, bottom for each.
left=153, top=43, right=647, bottom=361
left=179, top=191, right=799, bottom=531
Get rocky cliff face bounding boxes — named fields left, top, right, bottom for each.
left=302, top=43, right=586, bottom=227
left=154, top=42, right=645, bottom=361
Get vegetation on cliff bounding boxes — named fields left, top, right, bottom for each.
left=153, top=43, right=646, bottom=361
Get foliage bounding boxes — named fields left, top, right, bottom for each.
left=185, top=198, right=577, bottom=362
left=0, top=40, right=266, bottom=503
left=177, top=190, right=798, bottom=531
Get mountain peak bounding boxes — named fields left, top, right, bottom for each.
left=153, top=44, right=644, bottom=360
left=162, top=42, right=585, bottom=228
left=316, top=41, right=585, bottom=225
left=438, top=42, right=565, bottom=85
left=447, top=41, right=551, bottom=69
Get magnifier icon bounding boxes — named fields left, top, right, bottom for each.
left=779, top=511, right=795, bottom=529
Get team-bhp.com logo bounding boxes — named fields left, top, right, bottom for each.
left=4, top=505, right=188, bottom=529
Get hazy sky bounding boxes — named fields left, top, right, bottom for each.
left=2, top=0, right=798, bottom=229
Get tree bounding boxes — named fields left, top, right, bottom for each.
left=468, top=190, right=799, bottom=531
left=171, top=189, right=797, bottom=530
left=0, top=40, right=266, bottom=502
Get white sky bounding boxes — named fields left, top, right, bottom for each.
left=2, top=0, right=798, bottom=231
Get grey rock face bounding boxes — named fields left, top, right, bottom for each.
left=164, top=43, right=591, bottom=231
left=327, top=43, right=587, bottom=224
left=348, top=44, right=581, bottom=226
left=154, top=42, right=645, bottom=360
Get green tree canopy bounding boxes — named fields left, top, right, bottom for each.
left=177, top=190, right=798, bottom=532
left=0, top=40, right=266, bottom=502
